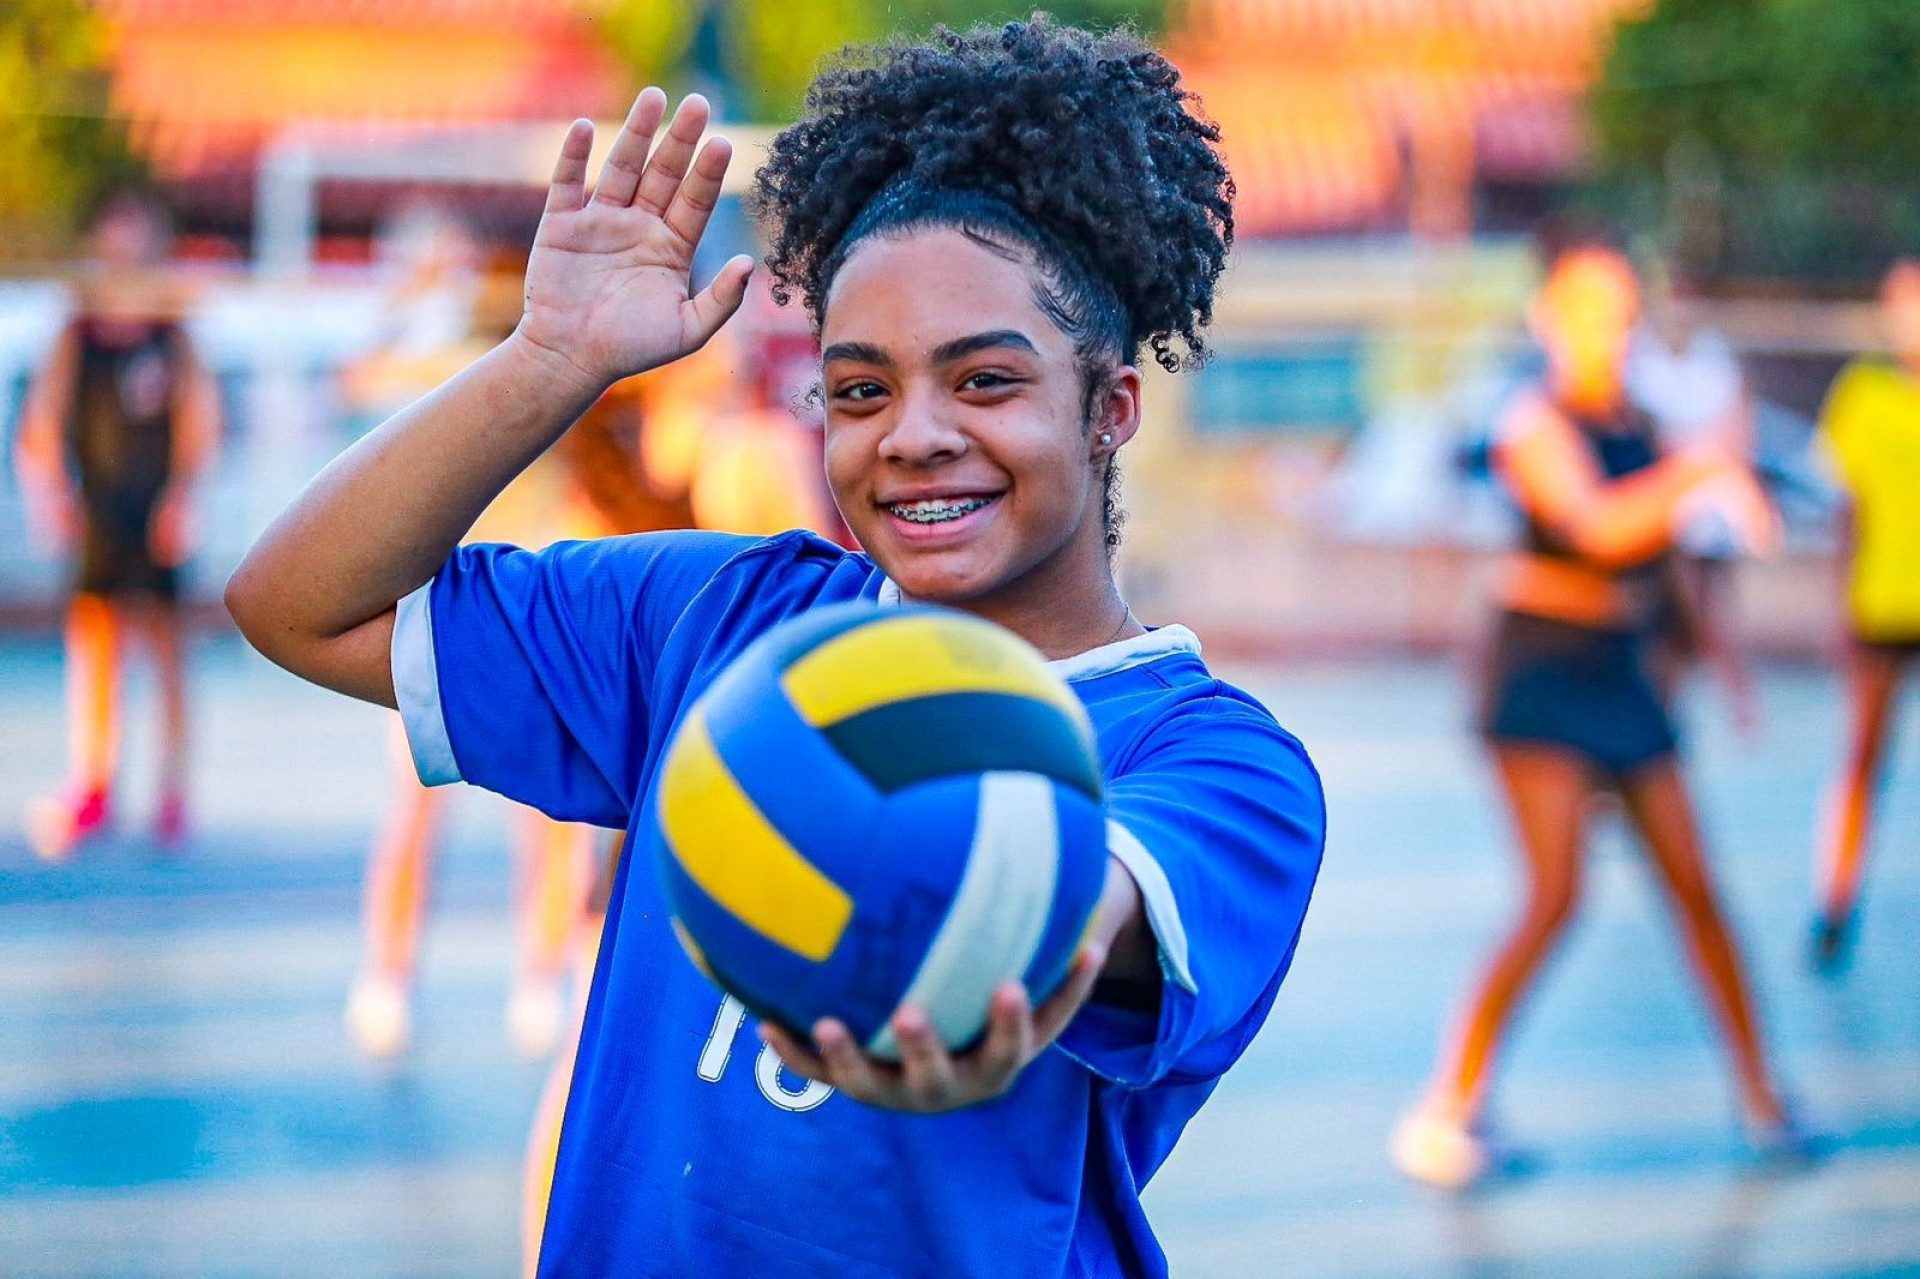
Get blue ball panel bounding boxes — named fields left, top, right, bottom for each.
left=699, top=650, right=886, bottom=891
left=656, top=747, right=981, bottom=1048
left=823, top=692, right=1102, bottom=798
left=1018, top=785, right=1111, bottom=1007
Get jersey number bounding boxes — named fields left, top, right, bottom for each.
left=697, top=995, right=834, bottom=1112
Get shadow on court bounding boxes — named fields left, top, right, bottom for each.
left=1, top=636, right=1916, bottom=1276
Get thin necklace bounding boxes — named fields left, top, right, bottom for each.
left=1099, top=601, right=1136, bottom=649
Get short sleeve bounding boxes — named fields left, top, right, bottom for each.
left=1055, top=697, right=1326, bottom=1088
left=392, top=530, right=758, bottom=826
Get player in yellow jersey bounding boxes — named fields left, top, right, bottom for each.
left=1809, top=259, right=1920, bottom=970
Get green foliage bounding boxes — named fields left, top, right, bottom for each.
left=596, top=0, right=1169, bottom=124
left=0, top=0, right=143, bottom=257
left=1592, top=0, right=1920, bottom=285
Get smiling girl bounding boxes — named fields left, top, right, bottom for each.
left=227, top=20, right=1324, bottom=1276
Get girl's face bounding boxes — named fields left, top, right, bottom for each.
left=1881, top=260, right=1920, bottom=367
left=1533, top=249, right=1640, bottom=412
left=818, top=228, right=1138, bottom=612
left=89, top=203, right=169, bottom=269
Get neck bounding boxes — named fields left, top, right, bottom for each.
left=1551, top=377, right=1624, bottom=422
left=903, top=535, right=1141, bottom=662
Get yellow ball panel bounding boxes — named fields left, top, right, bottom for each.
left=779, top=613, right=1088, bottom=730
left=659, top=708, right=854, bottom=962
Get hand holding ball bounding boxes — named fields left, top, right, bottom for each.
left=654, top=603, right=1109, bottom=1060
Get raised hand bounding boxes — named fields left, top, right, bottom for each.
left=514, top=89, right=754, bottom=393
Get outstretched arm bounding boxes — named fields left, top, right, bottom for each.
left=226, top=90, right=753, bottom=706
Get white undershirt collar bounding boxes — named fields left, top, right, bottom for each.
left=871, top=577, right=1199, bottom=683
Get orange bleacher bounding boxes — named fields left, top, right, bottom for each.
left=1171, top=0, right=1649, bottom=235
left=96, top=0, right=628, bottom=184
left=91, top=0, right=1643, bottom=238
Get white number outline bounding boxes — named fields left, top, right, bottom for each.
left=697, top=995, right=834, bottom=1113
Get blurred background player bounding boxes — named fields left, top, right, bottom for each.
left=340, top=202, right=617, bottom=1059
left=1808, top=257, right=1920, bottom=971
left=1627, top=258, right=1763, bottom=734
left=1391, top=244, right=1803, bottom=1189
left=13, top=187, right=220, bottom=860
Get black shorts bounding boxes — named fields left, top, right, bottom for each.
left=1479, top=611, right=1677, bottom=777
left=1853, top=632, right=1920, bottom=661
left=76, top=488, right=178, bottom=602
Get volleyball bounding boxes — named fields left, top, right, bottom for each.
left=653, top=602, right=1110, bottom=1060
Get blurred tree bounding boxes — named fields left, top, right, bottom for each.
left=0, top=0, right=143, bottom=257
left=596, top=0, right=1168, bottom=125
left=1592, top=0, right=1920, bottom=286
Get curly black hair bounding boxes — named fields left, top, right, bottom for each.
left=750, top=17, right=1234, bottom=377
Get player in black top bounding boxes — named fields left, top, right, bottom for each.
left=13, top=188, right=219, bottom=858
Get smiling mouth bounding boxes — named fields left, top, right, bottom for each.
left=884, top=494, right=1002, bottom=524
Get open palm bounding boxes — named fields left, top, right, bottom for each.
left=517, top=89, right=753, bottom=390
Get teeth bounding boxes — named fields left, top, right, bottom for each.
left=889, top=496, right=994, bottom=524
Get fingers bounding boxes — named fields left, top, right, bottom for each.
left=1030, top=943, right=1106, bottom=1046
left=683, top=255, right=755, bottom=347
left=633, top=94, right=712, bottom=217
left=757, top=1021, right=829, bottom=1084
left=663, top=135, right=733, bottom=248
left=760, top=984, right=1071, bottom=1115
left=968, top=984, right=1035, bottom=1090
left=592, top=88, right=668, bottom=208
left=811, top=1018, right=888, bottom=1096
left=544, top=119, right=594, bottom=214
left=890, top=1007, right=962, bottom=1105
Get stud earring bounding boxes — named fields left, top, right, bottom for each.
left=1099, top=432, right=1113, bottom=447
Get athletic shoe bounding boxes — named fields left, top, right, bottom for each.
left=507, top=976, right=567, bottom=1059
left=1747, top=1102, right=1830, bottom=1169
left=25, top=785, right=110, bottom=863
left=346, top=971, right=412, bottom=1059
left=1809, top=908, right=1856, bottom=977
left=1391, top=1107, right=1492, bottom=1190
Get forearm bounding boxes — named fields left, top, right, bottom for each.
left=1091, top=855, right=1158, bottom=986
left=227, top=330, right=604, bottom=675
left=1552, top=455, right=1725, bottom=568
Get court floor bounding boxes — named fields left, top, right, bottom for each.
left=2, top=635, right=1916, bottom=1277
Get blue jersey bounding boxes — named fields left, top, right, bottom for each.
left=393, top=530, right=1325, bottom=1278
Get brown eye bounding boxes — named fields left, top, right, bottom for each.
left=834, top=381, right=886, bottom=402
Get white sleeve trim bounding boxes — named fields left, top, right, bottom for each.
left=1107, top=819, right=1197, bottom=995
left=392, top=579, right=462, bottom=786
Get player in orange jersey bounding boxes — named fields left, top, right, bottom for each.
left=1392, top=245, right=1808, bottom=1188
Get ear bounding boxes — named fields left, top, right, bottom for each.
left=1090, top=365, right=1143, bottom=459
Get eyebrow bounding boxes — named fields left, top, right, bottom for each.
left=820, top=329, right=1038, bottom=368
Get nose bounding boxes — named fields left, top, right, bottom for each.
left=877, top=387, right=967, bottom=466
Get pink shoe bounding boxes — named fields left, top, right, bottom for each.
left=25, top=786, right=110, bottom=862
left=153, top=791, right=188, bottom=851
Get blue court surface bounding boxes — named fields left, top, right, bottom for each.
left=2, top=635, right=1917, bottom=1277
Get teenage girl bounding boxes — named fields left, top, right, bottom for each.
left=15, top=189, right=219, bottom=858
left=1392, top=246, right=1805, bottom=1189
left=1809, top=258, right=1920, bottom=970
left=227, top=22, right=1325, bottom=1276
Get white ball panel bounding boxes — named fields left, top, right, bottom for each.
left=865, top=771, right=1060, bottom=1060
